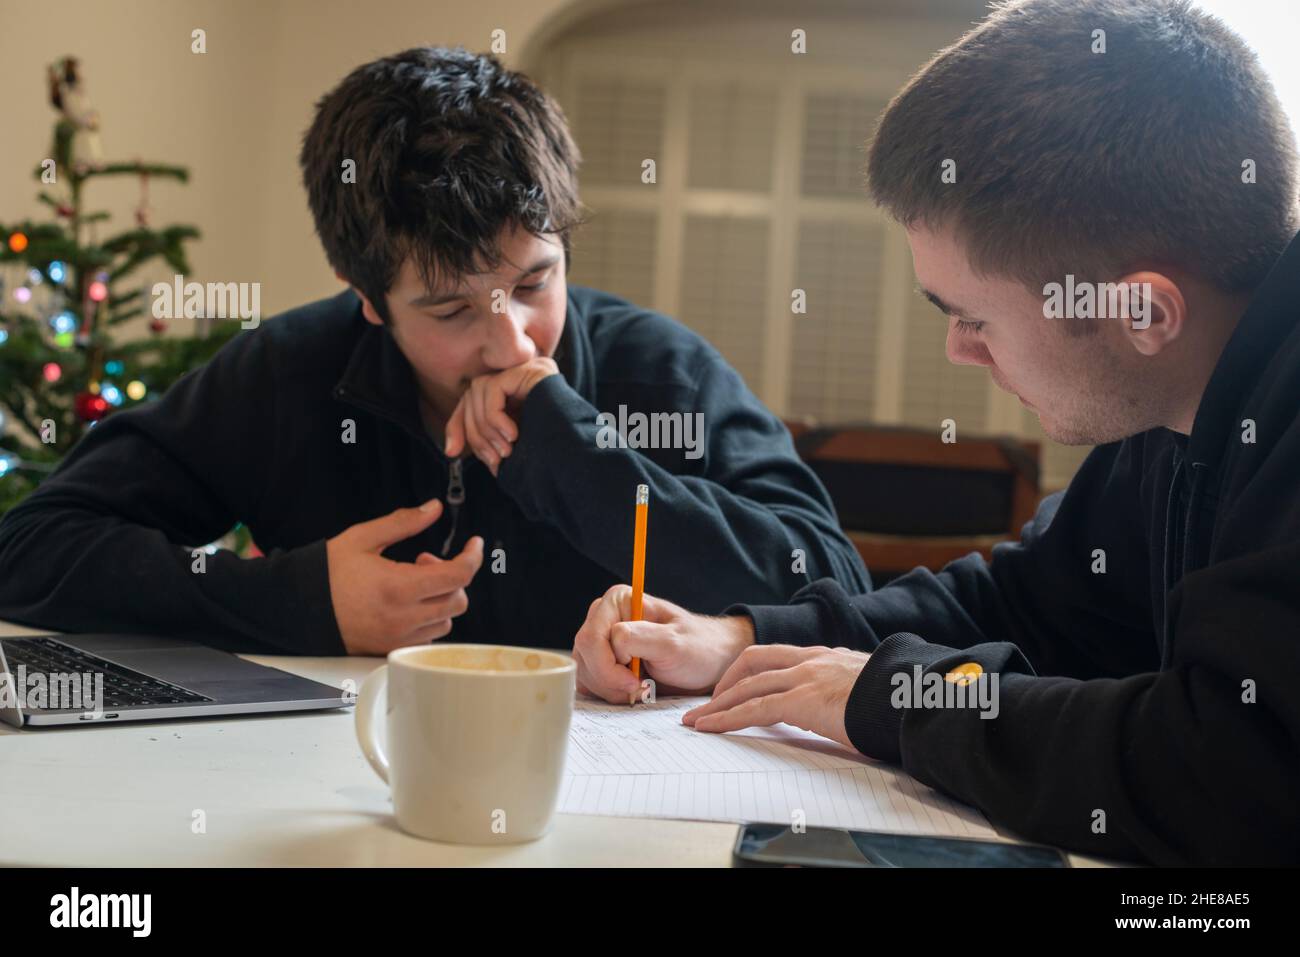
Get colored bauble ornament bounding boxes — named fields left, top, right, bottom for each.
left=74, top=390, right=110, bottom=422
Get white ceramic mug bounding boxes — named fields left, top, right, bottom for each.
left=355, top=643, right=575, bottom=844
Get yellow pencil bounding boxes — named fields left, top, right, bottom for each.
left=629, top=484, right=649, bottom=705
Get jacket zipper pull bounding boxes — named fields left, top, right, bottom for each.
left=441, top=457, right=465, bottom=557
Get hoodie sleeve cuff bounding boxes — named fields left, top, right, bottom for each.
left=727, top=599, right=828, bottom=647
left=843, top=633, right=1039, bottom=764
left=843, top=632, right=963, bottom=764
left=726, top=578, right=880, bottom=650
left=220, top=538, right=346, bottom=656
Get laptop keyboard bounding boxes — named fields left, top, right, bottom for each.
left=2, top=637, right=213, bottom=711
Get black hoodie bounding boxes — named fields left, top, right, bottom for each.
left=0, top=285, right=867, bottom=653
left=738, top=230, right=1300, bottom=866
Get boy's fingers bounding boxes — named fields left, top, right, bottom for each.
left=572, top=649, right=595, bottom=699
left=585, top=585, right=633, bottom=631
left=712, top=645, right=814, bottom=698
left=499, top=362, right=542, bottom=403
left=471, top=381, right=508, bottom=458
left=391, top=563, right=467, bottom=602
left=585, top=643, right=640, bottom=700
left=462, top=399, right=497, bottom=469
left=482, top=377, right=518, bottom=445
left=691, top=691, right=796, bottom=735
left=393, top=537, right=484, bottom=601
left=444, top=401, right=466, bottom=458
left=684, top=666, right=798, bottom=726
left=591, top=669, right=641, bottom=704
left=353, top=499, right=442, bottom=551
left=572, top=585, right=682, bottom=700
left=603, top=585, right=680, bottom=625
left=389, top=618, right=455, bottom=649
left=572, top=603, right=606, bottom=667
left=416, top=588, right=469, bottom=621
left=573, top=600, right=639, bottom=698
left=639, top=590, right=685, bottom=625
left=608, top=619, right=678, bottom=667
left=575, top=586, right=676, bottom=652
left=453, top=535, right=485, bottom=571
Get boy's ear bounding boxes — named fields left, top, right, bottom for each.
left=1118, top=270, right=1185, bottom=357
left=357, top=294, right=385, bottom=327
left=336, top=271, right=385, bottom=326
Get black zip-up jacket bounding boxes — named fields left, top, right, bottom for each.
left=739, top=230, right=1300, bottom=865
left=0, top=285, right=867, bottom=654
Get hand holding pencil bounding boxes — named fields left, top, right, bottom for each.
left=571, top=483, right=755, bottom=703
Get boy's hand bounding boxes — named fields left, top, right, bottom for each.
left=326, top=498, right=484, bottom=656
left=443, top=357, right=559, bottom=475
left=682, top=645, right=868, bottom=750
left=572, top=585, right=756, bottom=703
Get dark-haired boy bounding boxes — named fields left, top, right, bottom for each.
left=0, top=48, right=867, bottom=656
left=574, top=0, right=1300, bottom=864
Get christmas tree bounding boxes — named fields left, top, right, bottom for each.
left=0, top=56, right=240, bottom=515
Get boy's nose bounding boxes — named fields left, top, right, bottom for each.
left=946, top=326, right=992, bottom=367
left=483, top=309, right=538, bottom=369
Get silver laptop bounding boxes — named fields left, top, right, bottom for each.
left=0, top=633, right=353, bottom=728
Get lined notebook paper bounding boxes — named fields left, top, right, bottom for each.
left=560, top=696, right=1000, bottom=840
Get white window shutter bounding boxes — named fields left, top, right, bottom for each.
left=574, top=77, right=667, bottom=186
left=687, top=82, right=777, bottom=191
left=788, top=220, right=884, bottom=422
left=568, top=208, right=658, bottom=307
left=801, top=93, right=881, bottom=199
left=677, top=215, right=770, bottom=387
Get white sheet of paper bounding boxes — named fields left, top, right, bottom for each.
left=560, top=696, right=1000, bottom=840
left=566, top=696, right=867, bottom=775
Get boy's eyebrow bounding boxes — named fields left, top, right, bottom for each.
left=409, top=254, right=562, bottom=307
left=917, top=285, right=976, bottom=320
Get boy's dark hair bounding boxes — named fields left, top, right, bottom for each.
left=300, top=47, right=583, bottom=323
left=866, top=0, right=1299, bottom=309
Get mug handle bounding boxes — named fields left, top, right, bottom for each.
left=355, top=664, right=390, bottom=783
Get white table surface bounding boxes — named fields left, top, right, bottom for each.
left=0, top=619, right=1107, bottom=867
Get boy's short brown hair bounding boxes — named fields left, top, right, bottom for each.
left=867, top=0, right=1299, bottom=299
left=300, top=47, right=583, bottom=323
